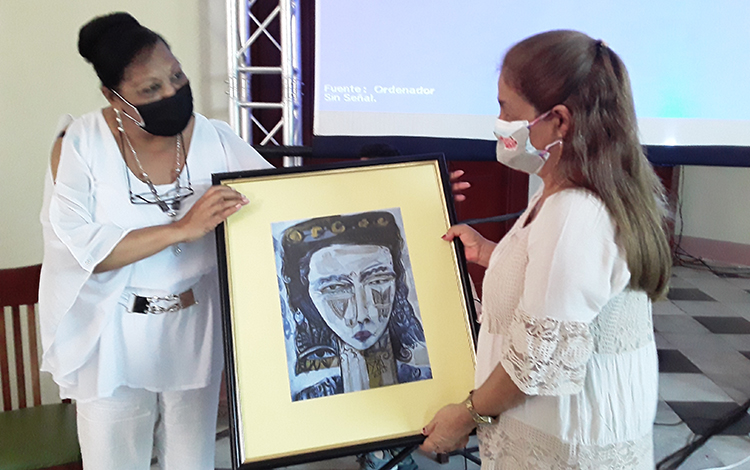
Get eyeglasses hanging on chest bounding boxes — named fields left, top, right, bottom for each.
left=115, top=108, right=194, bottom=217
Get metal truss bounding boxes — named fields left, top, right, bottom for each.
left=226, top=0, right=302, bottom=164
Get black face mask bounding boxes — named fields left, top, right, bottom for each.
left=113, top=82, right=194, bottom=136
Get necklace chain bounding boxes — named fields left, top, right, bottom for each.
left=114, top=108, right=184, bottom=217
left=114, top=108, right=183, bottom=183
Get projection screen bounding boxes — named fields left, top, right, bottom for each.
left=314, top=0, right=750, bottom=148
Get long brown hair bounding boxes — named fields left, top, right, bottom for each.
left=502, top=30, right=671, bottom=300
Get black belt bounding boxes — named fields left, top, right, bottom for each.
left=131, top=289, right=197, bottom=314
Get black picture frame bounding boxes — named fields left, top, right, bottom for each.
left=213, top=154, right=477, bottom=469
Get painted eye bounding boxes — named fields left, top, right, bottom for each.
left=319, top=283, right=352, bottom=295
left=295, top=345, right=338, bottom=374
left=366, top=274, right=395, bottom=286
left=301, top=345, right=336, bottom=360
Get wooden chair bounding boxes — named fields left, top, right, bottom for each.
left=0, top=264, right=82, bottom=470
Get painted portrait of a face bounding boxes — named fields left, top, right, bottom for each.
left=308, top=244, right=396, bottom=350
left=273, top=209, right=432, bottom=401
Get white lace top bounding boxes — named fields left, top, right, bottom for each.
left=475, top=188, right=658, bottom=470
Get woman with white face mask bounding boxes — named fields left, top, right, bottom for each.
left=39, top=12, right=273, bottom=470
left=420, top=30, right=671, bottom=469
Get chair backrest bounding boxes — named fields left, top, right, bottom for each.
left=0, top=264, right=43, bottom=411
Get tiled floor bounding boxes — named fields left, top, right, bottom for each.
left=205, top=265, right=750, bottom=470
left=651, top=266, right=750, bottom=469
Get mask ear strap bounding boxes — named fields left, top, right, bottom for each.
left=543, top=139, right=563, bottom=152
left=109, top=88, right=146, bottom=127
left=528, top=109, right=553, bottom=127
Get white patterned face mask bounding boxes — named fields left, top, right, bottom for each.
left=493, top=110, right=562, bottom=174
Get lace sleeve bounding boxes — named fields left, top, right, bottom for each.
left=500, top=309, right=594, bottom=396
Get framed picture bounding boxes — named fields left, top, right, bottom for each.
left=214, top=154, right=476, bottom=470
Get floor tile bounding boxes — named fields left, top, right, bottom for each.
left=666, top=276, right=697, bottom=289
left=693, top=316, right=750, bottom=334
left=692, top=281, right=750, bottom=303
left=659, top=333, right=729, bottom=352
left=715, top=272, right=750, bottom=279
left=667, top=288, right=716, bottom=301
left=214, top=438, right=481, bottom=470
left=703, top=435, right=750, bottom=468
left=652, top=300, right=687, bottom=316
left=666, top=402, right=750, bottom=435
left=653, top=315, right=712, bottom=334
left=677, top=346, right=750, bottom=379
left=720, top=334, right=750, bottom=351
left=713, top=271, right=750, bottom=282
left=655, top=399, right=684, bottom=425
left=727, top=302, right=750, bottom=320
left=659, top=374, right=734, bottom=402
left=682, top=277, right=740, bottom=288
left=702, top=372, right=750, bottom=403
left=672, top=266, right=723, bottom=281
left=663, top=445, right=725, bottom=470
left=654, top=332, right=675, bottom=350
left=280, top=455, right=359, bottom=469
left=412, top=437, right=482, bottom=470
left=652, top=401, right=725, bottom=469
left=724, top=277, right=750, bottom=289
left=658, top=349, right=702, bottom=373
left=672, top=300, right=742, bottom=317
left=215, top=436, right=232, bottom=469
left=652, top=423, right=694, bottom=465
left=672, top=266, right=720, bottom=280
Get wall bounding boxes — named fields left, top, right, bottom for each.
left=1, top=3, right=749, bottom=269
left=677, top=166, right=750, bottom=265
left=679, top=167, right=750, bottom=244
left=0, top=0, right=227, bottom=269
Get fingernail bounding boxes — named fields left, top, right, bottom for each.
left=241, top=196, right=249, bottom=203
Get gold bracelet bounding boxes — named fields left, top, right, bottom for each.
left=462, top=390, right=498, bottom=425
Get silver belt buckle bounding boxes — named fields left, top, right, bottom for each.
left=146, top=294, right=180, bottom=314
left=129, top=289, right=197, bottom=314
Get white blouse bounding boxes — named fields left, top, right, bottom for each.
left=39, top=110, right=272, bottom=402
left=476, top=188, right=658, bottom=469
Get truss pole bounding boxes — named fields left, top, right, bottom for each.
left=280, top=0, right=303, bottom=166
left=227, top=0, right=303, bottom=166
left=226, top=0, right=240, bottom=136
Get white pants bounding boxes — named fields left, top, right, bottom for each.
left=76, top=377, right=221, bottom=470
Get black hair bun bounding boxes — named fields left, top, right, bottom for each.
left=77, top=12, right=165, bottom=89
left=78, top=12, right=141, bottom=63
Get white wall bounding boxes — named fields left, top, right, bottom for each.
left=679, top=166, right=750, bottom=245
left=1, top=3, right=749, bottom=269
left=0, top=0, right=228, bottom=269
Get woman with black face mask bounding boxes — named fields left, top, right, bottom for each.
left=38, top=12, right=272, bottom=470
